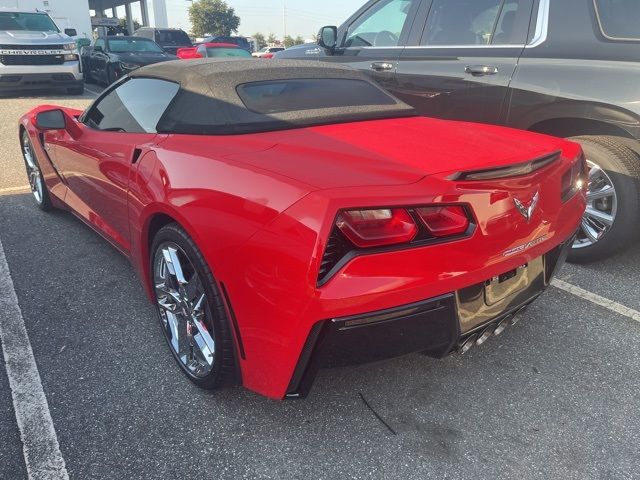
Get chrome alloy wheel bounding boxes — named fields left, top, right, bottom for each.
left=574, top=160, right=618, bottom=249
left=153, top=242, right=216, bottom=377
left=22, top=131, right=44, bottom=204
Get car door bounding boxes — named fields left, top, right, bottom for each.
left=91, top=38, right=109, bottom=83
left=324, top=0, right=425, bottom=92
left=395, top=0, right=534, bottom=124
left=49, top=78, right=180, bottom=252
left=89, top=38, right=105, bottom=79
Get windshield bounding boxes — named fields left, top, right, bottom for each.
left=206, top=47, right=252, bottom=58
left=0, top=12, right=59, bottom=32
left=156, top=30, right=191, bottom=45
left=108, top=38, right=165, bottom=53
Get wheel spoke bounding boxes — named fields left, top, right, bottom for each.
left=162, top=247, right=188, bottom=286
left=166, top=311, right=180, bottom=354
left=585, top=207, right=614, bottom=226
left=586, top=184, right=614, bottom=202
left=580, top=218, right=600, bottom=243
left=192, top=319, right=215, bottom=366
left=154, top=241, right=216, bottom=378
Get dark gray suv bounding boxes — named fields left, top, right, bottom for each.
left=277, top=0, right=640, bottom=262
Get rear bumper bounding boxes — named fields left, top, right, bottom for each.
left=285, top=233, right=574, bottom=398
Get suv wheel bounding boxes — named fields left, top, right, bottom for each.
left=568, top=135, right=640, bottom=262
left=67, top=84, right=84, bottom=95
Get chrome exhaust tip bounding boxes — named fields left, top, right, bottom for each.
left=475, top=324, right=495, bottom=346
left=493, top=316, right=511, bottom=336
left=459, top=334, right=478, bottom=354
left=511, top=305, right=528, bottom=325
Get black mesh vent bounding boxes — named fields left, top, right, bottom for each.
left=318, top=229, right=352, bottom=284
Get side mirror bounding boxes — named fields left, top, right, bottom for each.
left=318, top=26, right=338, bottom=51
left=64, top=28, right=77, bottom=37
left=35, top=110, right=66, bottom=130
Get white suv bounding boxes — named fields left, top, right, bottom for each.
left=0, top=9, right=83, bottom=94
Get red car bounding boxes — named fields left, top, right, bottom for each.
left=19, top=60, right=586, bottom=400
left=176, top=42, right=252, bottom=60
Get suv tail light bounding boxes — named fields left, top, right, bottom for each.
left=415, top=206, right=469, bottom=237
left=336, top=209, right=417, bottom=248
left=561, top=152, right=588, bottom=201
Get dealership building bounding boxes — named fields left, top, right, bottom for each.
left=0, top=0, right=172, bottom=38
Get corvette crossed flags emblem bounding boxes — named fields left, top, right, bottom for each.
left=513, top=191, right=539, bottom=222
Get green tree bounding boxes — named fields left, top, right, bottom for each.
left=267, top=33, right=278, bottom=45
left=283, top=35, right=295, bottom=48
left=118, top=17, right=140, bottom=34
left=253, top=32, right=267, bottom=49
left=189, top=0, right=240, bottom=37
left=294, top=35, right=304, bottom=45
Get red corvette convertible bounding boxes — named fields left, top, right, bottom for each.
left=19, top=60, right=586, bottom=399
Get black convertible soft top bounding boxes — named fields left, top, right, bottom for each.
left=130, top=59, right=416, bottom=134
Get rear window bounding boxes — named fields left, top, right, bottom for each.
left=236, top=78, right=396, bottom=114
left=157, top=29, right=191, bottom=45
left=593, top=0, right=640, bottom=40
left=108, top=38, right=164, bottom=53
left=206, top=47, right=251, bottom=58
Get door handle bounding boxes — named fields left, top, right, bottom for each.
left=465, top=65, right=499, bottom=76
left=370, top=61, right=395, bottom=72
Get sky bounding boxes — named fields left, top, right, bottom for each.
left=119, top=0, right=361, bottom=40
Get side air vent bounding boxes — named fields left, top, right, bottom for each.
left=317, top=228, right=352, bottom=284
left=450, top=151, right=561, bottom=181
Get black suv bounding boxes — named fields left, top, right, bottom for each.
left=277, top=0, right=640, bottom=261
left=133, top=27, right=192, bottom=55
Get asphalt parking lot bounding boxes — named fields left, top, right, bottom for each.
left=1, top=90, right=639, bottom=480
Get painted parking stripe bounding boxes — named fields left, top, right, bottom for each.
left=83, top=86, right=102, bottom=97
left=552, top=278, right=640, bottom=323
left=0, top=238, right=69, bottom=480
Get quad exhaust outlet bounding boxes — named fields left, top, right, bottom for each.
left=458, top=306, right=529, bottom=354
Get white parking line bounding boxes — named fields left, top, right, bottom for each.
left=84, top=86, right=102, bottom=97
left=552, top=278, right=640, bottom=323
left=0, top=238, right=69, bottom=480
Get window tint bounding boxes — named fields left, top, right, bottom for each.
left=237, top=79, right=396, bottom=114
left=156, top=29, right=191, bottom=45
left=95, top=38, right=105, bottom=50
left=205, top=47, right=252, bottom=58
left=345, top=0, right=418, bottom=47
left=84, top=78, right=179, bottom=133
left=594, top=0, right=640, bottom=40
left=422, top=0, right=533, bottom=46
left=108, top=38, right=164, bottom=53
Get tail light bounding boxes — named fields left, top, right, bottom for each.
left=561, top=152, right=588, bottom=201
left=319, top=205, right=474, bottom=285
left=415, top=206, right=469, bottom=237
left=336, top=209, right=417, bottom=248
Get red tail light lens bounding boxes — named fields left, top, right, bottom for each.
left=336, top=209, right=418, bottom=248
left=416, top=206, right=469, bottom=237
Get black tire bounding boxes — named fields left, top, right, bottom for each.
left=20, top=129, right=53, bottom=212
left=67, top=84, right=84, bottom=95
left=568, top=135, right=640, bottom=263
left=151, top=223, right=237, bottom=390
left=84, top=69, right=95, bottom=84
left=106, top=65, right=116, bottom=86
